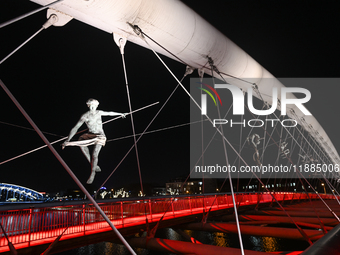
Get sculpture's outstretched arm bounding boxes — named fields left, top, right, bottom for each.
left=100, top=110, right=126, bottom=118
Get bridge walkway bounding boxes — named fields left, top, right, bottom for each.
left=0, top=192, right=336, bottom=254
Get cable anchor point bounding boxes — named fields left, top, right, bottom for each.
left=113, top=33, right=127, bottom=55
left=184, top=66, right=194, bottom=77
left=207, top=56, right=220, bottom=74
left=42, top=14, right=58, bottom=29
left=127, top=22, right=145, bottom=39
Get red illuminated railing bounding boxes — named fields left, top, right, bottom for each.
left=0, top=192, right=335, bottom=251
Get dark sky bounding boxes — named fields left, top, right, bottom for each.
left=0, top=0, right=339, bottom=193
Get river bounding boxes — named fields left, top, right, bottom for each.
left=55, top=228, right=310, bottom=254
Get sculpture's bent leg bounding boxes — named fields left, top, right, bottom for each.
left=80, top=146, right=91, bottom=163
left=86, top=144, right=102, bottom=184
left=80, top=145, right=101, bottom=172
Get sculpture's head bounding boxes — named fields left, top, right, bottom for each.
left=86, top=98, right=99, bottom=108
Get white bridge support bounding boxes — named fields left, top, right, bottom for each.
left=27, top=0, right=339, bottom=165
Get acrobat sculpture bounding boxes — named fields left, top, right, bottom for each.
left=63, top=99, right=126, bottom=184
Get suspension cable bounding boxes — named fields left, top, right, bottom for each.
left=209, top=58, right=245, bottom=255
left=106, top=119, right=208, bottom=143
left=261, top=113, right=268, bottom=160
left=0, top=137, right=65, bottom=166
left=0, top=15, right=58, bottom=65
left=0, top=0, right=63, bottom=29
left=0, top=120, right=64, bottom=137
left=137, top=28, right=190, bottom=67
left=116, top=37, right=144, bottom=194
left=237, top=112, right=244, bottom=192
left=198, top=70, right=206, bottom=195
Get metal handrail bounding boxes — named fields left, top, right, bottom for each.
left=0, top=192, right=335, bottom=249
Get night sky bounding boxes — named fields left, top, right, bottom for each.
left=0, top=0, right=339, bottom=193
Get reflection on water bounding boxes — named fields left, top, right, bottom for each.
left=262, top=237, right=279, bottom=252
left=56, top=228, right=309, bottom=254
left=163, top=228, right=181, bottom=241
left=214, top=232, right=229, bottom=247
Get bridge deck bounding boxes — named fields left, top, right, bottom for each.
left=0, top=192, right=335, bottom=253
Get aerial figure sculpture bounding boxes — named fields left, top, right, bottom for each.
left=62, top=99, right=126, bottom=184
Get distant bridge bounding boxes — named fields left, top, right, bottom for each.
left=0, top=183, right=44, bottom=202
left=0, top=192, right=338, bottom=254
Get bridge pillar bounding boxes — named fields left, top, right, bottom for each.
left=149, top=199, right=152, bottom=221
left=215, top=195, right=219, bottom=209
left=28, top=207, right=33, bottom=247
left=171, top=198, right=175, bottom=217
left=82, top=203, right=86, bottom=236
left=120, top=201, right=124, bottom=227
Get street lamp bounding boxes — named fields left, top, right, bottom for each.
left=321, top=183, right=326, bottom=194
